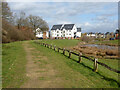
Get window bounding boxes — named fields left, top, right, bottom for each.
left=69, top=34, right=71, bottom=35
left=57, top=34, right=59, bottom=36
left=63, top=31, right=65, bottom=33
left=69, top=30, right=71, bottom=32
left=57, top=31, right=59, bottom=33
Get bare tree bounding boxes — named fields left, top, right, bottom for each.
left=2, top=1, right=13, bottom=22
left=15, top=11, right=28, bottom=29
left=27, top=15, right=49, bottom=34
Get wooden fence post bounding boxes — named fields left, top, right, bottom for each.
left=69, top=50, right=71, bottom=58
left=54, top=45, right=56, bottom=51
left=78, top=53, right=82, bottom=63
left=63, top=48, right=65, bottom=55
left=58, top=48, right=59, bottom=52
left=51, top=44, right=52, bottom=49
left=94, top=58, right=98, bottom=72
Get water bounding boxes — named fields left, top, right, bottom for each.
left=82, top=44, right=118, bottom=50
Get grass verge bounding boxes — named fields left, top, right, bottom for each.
left=36, top=39, right=80, bottom=48
left=2, top=41, right=27, bottom=88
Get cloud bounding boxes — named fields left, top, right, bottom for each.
left=77, top=20, right=118, bottom=33
left=7, top=2, right=118, bottom=33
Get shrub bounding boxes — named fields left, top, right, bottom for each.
left=81, top=36, right=94, bottom=43
left=2, top=19, right=36, bottom=43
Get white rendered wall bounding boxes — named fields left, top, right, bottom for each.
left=76, top=32, right=81, bottom=37
left=36, top=32, right=43, bottom=38
left=46, top=31, right=49, bottom=38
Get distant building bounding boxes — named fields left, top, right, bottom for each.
left=96, top=32, right=105, bottom=38
left=50, top=24, right=81, bottom=39
left=115, top=29, right=120, bottom=39
left=35, top=28, right=49, bottom=39
left=86, top=32, right=96, bottom=37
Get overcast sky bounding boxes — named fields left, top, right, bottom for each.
left=8, top=2, right=118, bottom=33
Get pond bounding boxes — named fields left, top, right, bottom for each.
left=82, top=44, right=118, bottom=50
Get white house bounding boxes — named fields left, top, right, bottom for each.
left=35, top=28, right=49, bottom=39
left=86, top=32, right=96, bottom=37
left=76, top=28, right=81, bottom=38
left=51, top=24, right=81, bottom=39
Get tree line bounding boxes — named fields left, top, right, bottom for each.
left=2, top=1, right=49, bottom=43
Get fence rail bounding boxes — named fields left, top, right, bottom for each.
left=34, top=41, right=120, bottom=73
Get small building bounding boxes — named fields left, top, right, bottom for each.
left=96, top=32, right=105, bottom=38
left=115, top=29, right=120, bottom=39
left=35, top=28, right=49, bottom=39
left=86, top=32, right=96, bottom=37
left=76, top=28, right=81, bottom=38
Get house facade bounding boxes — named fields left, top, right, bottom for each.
left=76, top=28, right=81, bottom=38
left=50, top=24, right=81, bottom=39
left=35, top=28, right=49, bottom=39
left=96, top=32, right=105, bottom=38
left=86, top=32, right=96, bottom=37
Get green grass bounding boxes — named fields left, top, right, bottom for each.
left=94, top=40, right=118, bottom=45
left=2, top=41, right=27, bottom=88
left=36, top=39, right=80, bottom=48
left=36, top=39, right=119, bottom=70
left=2, top=39, right=119, bottom=88
left=31, top=40, right=119, bottom=88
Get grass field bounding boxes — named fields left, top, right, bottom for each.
left=2, top=39, right=119, bottom=88
left=94, top=40, right=118, bottom=45
left=32, top=40, right=119, bottom=88
left=37, top=39, right=80, bottom=48
left=2, top=41, right=27, bottom=88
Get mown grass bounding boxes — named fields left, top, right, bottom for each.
left=36, top=39, right=80, bottom=48
left=36, top=39, right=119, bottom=70
left=2, top=41, right=27, bottom=88
left=31, top=40, right=119, bottom=88
left=94, top=40, right=118, bottom=45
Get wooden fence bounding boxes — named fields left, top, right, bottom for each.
left=34, top=41, right=120, bottom=73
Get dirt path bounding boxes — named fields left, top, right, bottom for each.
left=21, top=41, right=61, bottom=88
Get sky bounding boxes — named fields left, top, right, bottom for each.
left=7, top=1, right=118, bottom=33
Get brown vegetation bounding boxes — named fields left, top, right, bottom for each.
left=2, top=1, right=49, bottom=43
left=72, top=44, right=118, bottom=59
left=81, top=36, right=94, bottom=43
left=2, top=19, right=35, bottom=43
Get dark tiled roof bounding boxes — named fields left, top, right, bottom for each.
left=61, top=24, right=74, bottom=30
left=88, top=32, right=95, bottom=34
left=51, top=24, right=63, bottom=30
left=105, top=32, right=110, bottom=35
left=77, top=28, right=81, bottom=32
